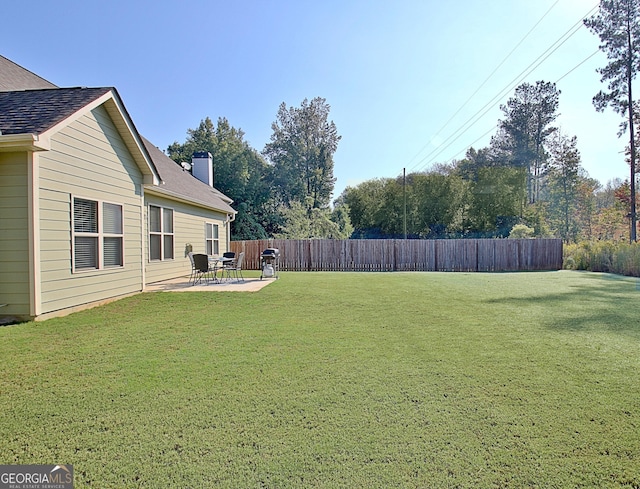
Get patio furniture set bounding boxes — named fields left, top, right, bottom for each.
left=188, top=252, right=245, bottom=286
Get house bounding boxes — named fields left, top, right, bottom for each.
left=0, top=55, right=236, bottom=321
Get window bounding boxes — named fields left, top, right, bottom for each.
left=103, top=203, right=124, bottom=267
left=206, top=223, right=219, bottom=255
left=149, top=205, right=174, bottom=261
left=73, top=197, right=123, bottom=271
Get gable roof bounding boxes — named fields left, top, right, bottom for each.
left=0, top=54, right=235, bottom=215
left=142, top=136, right=236, bottom=215
left=0, top=87, right=111, bottom=135
left=0, top=55, right=57, bottom=91
left=0, top=87, right=160, bottom=184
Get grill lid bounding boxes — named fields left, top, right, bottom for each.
left=262, top=248, right=280, bottom=257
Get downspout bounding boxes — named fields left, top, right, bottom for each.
left=140, top=185, right=147, bottom=289
left=226, top=212, right=235, bottom=252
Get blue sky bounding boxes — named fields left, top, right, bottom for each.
left=1, top=0, right=629, bottom=200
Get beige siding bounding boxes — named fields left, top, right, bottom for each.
left=37, top=106, right=145, bottom=315
left=144, top=194, right=229, bottom=284
left=0, top=152, right=30, bottom=317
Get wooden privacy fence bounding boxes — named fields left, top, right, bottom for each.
left=230, top=239, right=563, bottom=272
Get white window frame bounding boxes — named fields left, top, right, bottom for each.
left=149, top=205, right=175, bottom=261
left=72, top=196, right=124, bottom=272
left=205, top=222, right=219, bottom=256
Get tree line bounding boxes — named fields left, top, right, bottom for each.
left=166, top=81, right=630, bottom=243
left=167, top=97, right=352, bottom=240
left=166, top=0, right=640, bottom=243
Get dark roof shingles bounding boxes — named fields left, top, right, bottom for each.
left=0, top=55, right=58, bottom=91
left=0, top=55, right=235, bottom=214
left=142, top=137, right=236, bottom=214
left=0, top=87, right=111, bottom=135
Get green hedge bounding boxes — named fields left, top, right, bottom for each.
left=564, top=240, right=640, bottom=276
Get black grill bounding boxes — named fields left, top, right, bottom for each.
left=260, top=248, right=280, bottom=279
left=261, top=248, right=280, bottom=258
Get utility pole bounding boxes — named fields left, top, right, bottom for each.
left=403, top=168, right=407, bottom=240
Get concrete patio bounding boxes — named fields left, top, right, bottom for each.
left=145, top=275, right=275, bottom=293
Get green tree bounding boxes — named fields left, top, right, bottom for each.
left=340, top=179, right=389, bottom=237
left=545, top=133, right=582, bottom=241
left=263, top=97, right=340, bottom=211
left=341, top=172, right=468, bottom=238
left=574, top=175, right=600, bottom=241
left=585, top=0, right=640, bottom=241
left=275, top=201, right=351, bottom=239
left=463, top=166, right=527, bottom=236
left=590, top=179, right=627, bottom=239
left=167, top=117, right=217, bottom=166
left=409, top=172, right=467, bottom=237
left=496, top=81, right=560, bottom=204
left=455, top=146, right=495, bottom=181
left=330, top=199, right=354, bottom=239
left=167, top=117, right=274, bottom=239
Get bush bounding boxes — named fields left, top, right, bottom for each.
left=508, top=224, right=535, bottom=239
left=564, top=240, right=640, bottom=276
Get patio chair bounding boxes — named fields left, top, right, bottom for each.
left=192, top=253, right=212, bottom=285
left=224, top=252, right=245, bottom=282
left=187, top=252, right=197, bottom=284
left=220, top=252, right=236, bottom=280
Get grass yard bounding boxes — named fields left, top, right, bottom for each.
left=1, top=271, right=640, bottom=488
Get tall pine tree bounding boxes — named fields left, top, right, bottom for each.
left=585, top=0, right=640, bottom=241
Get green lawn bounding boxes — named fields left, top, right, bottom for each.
left=1, top=271, right=639, bottom=488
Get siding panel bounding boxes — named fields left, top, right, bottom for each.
left=37, top=107, right=145, bottom=315
left=0, top=152, right=30, bottom=317
left=144, top=194, right=229, bottom=284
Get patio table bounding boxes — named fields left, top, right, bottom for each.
left=208, top=256, right=233, bottom=283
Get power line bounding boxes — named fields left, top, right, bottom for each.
left=410, top=18, right=586, bottom=172
left=411, top=4, right=598, bottom=172
left=555, top=49, right=600, bottom=83
left=408, top=0, right=560, bottom=171
left=407, top=3, right=599, bottom=174
left=404, top=0, right=562, bottom=170
left=440, top=48, right=603, bottom=166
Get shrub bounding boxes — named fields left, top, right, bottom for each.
left=564, top=240, right=640, bottom=276
left=508, top=224, right=535, bottom=239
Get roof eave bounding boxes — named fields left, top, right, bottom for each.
left=0, top=133, right=50, bottom=152
left=39, top=89, right=161, bottom=185
left=144, top=185, right=237, bottom=215
left=103, top=91, right=161, bottom=185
